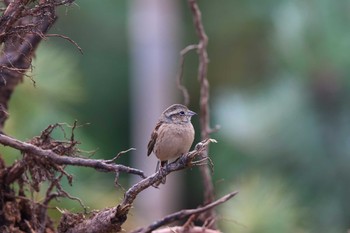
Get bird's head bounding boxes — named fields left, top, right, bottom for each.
left=162, top=104, right=196, bottom=124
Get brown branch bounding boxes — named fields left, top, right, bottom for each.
left=131, top=191, right=238, bottom=233
left=187, top=0, right=217, bottom=228
left=0, top=130, right=218, bottom=233
left=58, top=139, right=216, bottom=233
left=121, top=139, right=215, bottom=207
left=0, top=133, right=146, bottom=181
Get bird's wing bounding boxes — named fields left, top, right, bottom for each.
left=147, top=121, right=163, bottom=156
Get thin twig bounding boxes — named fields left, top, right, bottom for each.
left=106, top=148, right=136, bottom=164
left=176, top=44, right=198, bottom=106
left=46, top=33, right=83, bottom=54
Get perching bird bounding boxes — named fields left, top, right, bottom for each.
left=147, top=104, right=196, bottom=184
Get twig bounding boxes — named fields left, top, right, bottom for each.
left=187, top=0, right=217, bottom=228
left=176, top=44, right=198, bottom=106
left=106, top=148, right=136, bottom=164
left=131, top=191, right=238, bottom=233
left=46, top=33, right=83, bottom=54
left=183, top=214, right=197, bottom=229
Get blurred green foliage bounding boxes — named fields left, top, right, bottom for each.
left=220, top=175, right=304, bottom=233
left=2, top=0, right=350, bottom=232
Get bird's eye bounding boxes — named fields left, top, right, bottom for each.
left=179, top=111, right=185, bottom=115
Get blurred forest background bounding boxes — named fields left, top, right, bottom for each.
left=2, top=0, right=350, bottom=232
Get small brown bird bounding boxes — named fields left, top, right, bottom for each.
left=147, top=104, right=196, bottom=183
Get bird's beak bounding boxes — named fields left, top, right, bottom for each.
left=187, top=110, right=197, bottom=116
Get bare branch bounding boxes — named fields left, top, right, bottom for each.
left=0, top=131, right=218, bottom=233
left=58, top=139, right=216, bottom=233
left=131, top=191, right=238, bottom=233
left=121, top=139, right=215, bottom=208
left=0, top=133, right=146, bottom=179
left=187, top=0, right=217, bottom=227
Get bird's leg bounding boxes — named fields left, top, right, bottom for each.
left=159, top=160, right=168, bottom=176
left=153, top=160, right=168, bottom=187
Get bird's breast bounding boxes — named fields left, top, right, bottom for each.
left=154, top=123, right=195, bottom=161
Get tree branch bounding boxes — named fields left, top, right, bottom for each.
left=57, top=139, right=216, bottom=233
left=131, top=191, right=238, bottom=233
left=0, top=133, right=146, bottom=182
left=186, top=0, right=217, bottom=228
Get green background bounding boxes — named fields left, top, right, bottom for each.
left=3, top=0, right=350, bottom=232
